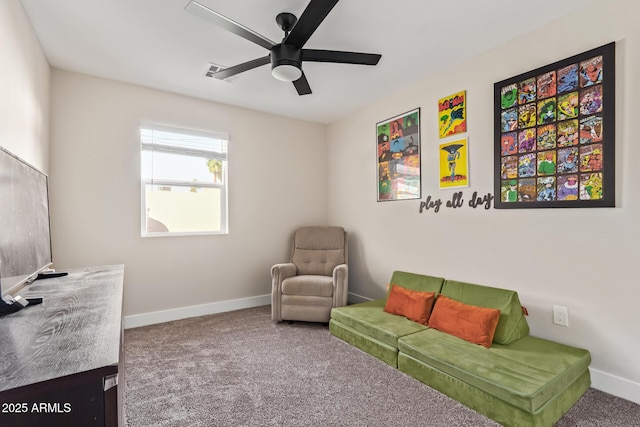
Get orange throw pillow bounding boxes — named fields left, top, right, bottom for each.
left=383, top=284, right=436, bottom=325
left=428, top=295, right=501, bottom=348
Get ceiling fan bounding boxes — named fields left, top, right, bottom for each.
left=185, top=0, right=382, bottom=95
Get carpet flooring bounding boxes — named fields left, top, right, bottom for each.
left=124, top=305, right=640, bottom=426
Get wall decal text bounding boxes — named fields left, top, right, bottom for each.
left=419, top=191, right=494, bottom=213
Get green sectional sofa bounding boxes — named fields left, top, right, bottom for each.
left=329, top=271, right=591, bottom=427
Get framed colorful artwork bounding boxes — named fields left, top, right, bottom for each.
left=377, top=108, right=421, bottom=201
left=438, top=90, right=466, bottom=138
left=439, top=138, right=469, bottom=189
left=494, top=42, right=615, bottom=208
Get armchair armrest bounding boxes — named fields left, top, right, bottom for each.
left=271, top=263, right=297, bottom=282
left=333, top=263, right=349, bottom=307
left=271, top=263, right=297, bottom=322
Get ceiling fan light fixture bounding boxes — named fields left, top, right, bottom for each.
left=272, top=64, right=302, bottom=82
left=270, top=43, right=303, bottom=82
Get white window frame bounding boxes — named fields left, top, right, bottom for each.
left=140, top=123, right=228, bottom=237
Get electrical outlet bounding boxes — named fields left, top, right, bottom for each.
left=553, top=305, right=569, bottom=327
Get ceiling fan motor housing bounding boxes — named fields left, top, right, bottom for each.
left=270, top=44, right=302, bottom=80
left=271, top=44, right=302, bottom=69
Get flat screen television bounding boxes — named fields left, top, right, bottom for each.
left=0, top=146, right=53, bottom=299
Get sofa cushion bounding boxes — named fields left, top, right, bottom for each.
left=384, top=285, right=435, bottom=325
left=330, top=299, right=427, bottom=348
left=398, top=329, right=591, bottom=413
left=428, top=295, right=500, bottom=348
left=441, top=279, right=529, bottom=344
left=386, top=271, right=445, bottom=298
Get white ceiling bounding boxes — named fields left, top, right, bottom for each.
left=20, top=0, right=598, bottom=124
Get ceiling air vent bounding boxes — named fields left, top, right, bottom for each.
left=204, top=62, right=239, bottom=82
left=204, top=62, right=225, bottom=78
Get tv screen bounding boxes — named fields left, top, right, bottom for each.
left=0, top=146, right=52, bottom=297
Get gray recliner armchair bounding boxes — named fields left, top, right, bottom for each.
left=271, top=226, right=348, bottom=323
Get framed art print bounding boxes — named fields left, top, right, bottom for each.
left=377, top=108, right=421, bottom=201
left=494, top=42, right=615, bottom=208
left=439, top=90, right=467, bottom=138
left=439, top=138, right=469, bottom=189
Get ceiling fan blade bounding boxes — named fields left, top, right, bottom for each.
left=293, top=73, right=312, bottom=95
left=303, top=49, right=381, bottom=65
left=213, top=56, right=271, bottom=79
left=185, top=1, right=275, bottom=50
left=284, top=0, right=340, bottom=48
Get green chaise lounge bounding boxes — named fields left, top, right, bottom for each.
left=329, top=271, right=591, bottom=427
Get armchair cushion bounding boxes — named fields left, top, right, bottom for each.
left=292, top=226, right=345, bottom=276
left=282, top=275, right=334, bottom=297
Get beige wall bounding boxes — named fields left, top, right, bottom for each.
left=0, top=0, right=49, bottom=171
left=327, top=0, right=639, bottom=401
left=49, top=70, right=327, bottom=317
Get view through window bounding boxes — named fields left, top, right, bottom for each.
left=140, top=124, right=228, bottom=236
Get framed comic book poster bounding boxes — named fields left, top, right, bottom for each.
left=439, top=138, right=469, bottom=189
left=377, top=108, right=421, bottom=201
left=439, top=90, right=467, bottom=138
left=494, top=42, right=615, bottom=208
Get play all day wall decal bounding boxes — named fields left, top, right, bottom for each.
left=419, top=191, right=494, bottom=213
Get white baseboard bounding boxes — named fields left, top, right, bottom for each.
left=347, top=292, right=373, bottom=304
left=126, top=292, right=369, bottom=328
left=590, top=367, right=640, bottom=404
left=125, top=292, right=370, bottom=328
left=124, top=294, right=271, bottom=329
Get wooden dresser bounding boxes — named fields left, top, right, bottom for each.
left=0, top=265, right=124, bottom=427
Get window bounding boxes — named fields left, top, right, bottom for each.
left=140, top=124, right=228, bottom=236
